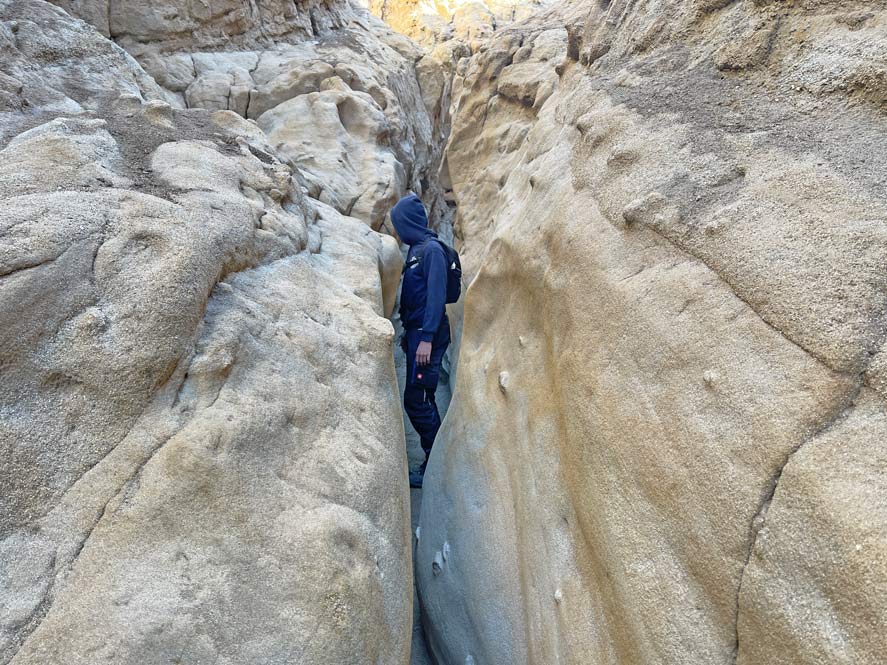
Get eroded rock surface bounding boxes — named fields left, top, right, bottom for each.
left=6, top=0, right=887, bottom=662
left=363, top=0, right=548, bottom=49
left=49, top=0, right=452, bottom=232
left=0, top=0, right=448, bottom=662
left=418, top=1, right=887, bottom=664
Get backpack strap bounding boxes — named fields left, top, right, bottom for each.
left=416, top=236, right=443, bottom=276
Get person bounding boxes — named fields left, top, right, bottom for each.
left=389, top=193, right=451, bottom=488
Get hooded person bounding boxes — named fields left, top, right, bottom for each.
left=390, top=193, right=451, bottom=488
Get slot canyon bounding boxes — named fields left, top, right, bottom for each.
left=1, top=0, right=885, bottom=664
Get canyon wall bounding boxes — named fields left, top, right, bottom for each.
left=0, top=0, right=450, bottom=662
left=418, top=1, right=887, bottom=664
left=4, top=0, right=887, bottom=663
left=364, top=0, right=548, bottom=48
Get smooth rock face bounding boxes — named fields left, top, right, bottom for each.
left=0, top=1, right=449, bottom=663
left=418, top=1, right=887, bottom=664
left=738, top=391, right=887, bottom=665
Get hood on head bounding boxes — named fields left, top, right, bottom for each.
left=390, top=193, right=436, bottom=246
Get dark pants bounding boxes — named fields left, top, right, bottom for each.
left=401, top=322, right=451, bottom=460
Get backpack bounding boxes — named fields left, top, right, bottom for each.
left=422, top=238, right=462, bottom=304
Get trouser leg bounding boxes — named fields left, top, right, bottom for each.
left=402, top=324, right=450, bottom=461
left=403, top=384, right=441, bottom=457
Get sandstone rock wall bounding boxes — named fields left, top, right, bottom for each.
left=7, top=0, right=887, bottom=662
left=0, top=1, right=449, bottom=662
left=363, top=0, right=548, bottom=48
left=49, top=0, right=453, bottom=232
left=51, top=0, right=355, bottom=45
left=418, top=1, right=887, bottom=663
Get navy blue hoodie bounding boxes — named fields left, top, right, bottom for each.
left=390, top=194, right=447, bottom=342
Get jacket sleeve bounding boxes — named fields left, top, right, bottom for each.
left=420, top=243, right=448, bottom=342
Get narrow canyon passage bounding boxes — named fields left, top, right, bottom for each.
left=2, top=1, right=887, bottom=664
left=392, top=306, right=453, bottom=664
left=409, top=489, right=435, bottom=665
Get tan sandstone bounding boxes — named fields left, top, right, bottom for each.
left=0, top=0, right=454, bottom=662
left=417, top=1, right=887, bottom=664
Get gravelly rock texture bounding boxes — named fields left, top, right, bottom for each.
left=416, top=1, right=887, bottom=664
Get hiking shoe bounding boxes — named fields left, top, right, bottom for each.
left=409, top=468, right=424, bottom=488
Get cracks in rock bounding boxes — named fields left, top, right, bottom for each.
left=2, top=222, right=108, bottom=284
left=225, top=81, right=236, bottom=115
left=89, top=225, right=110, bottom=286
left=309, top=8, right=320, bottom=39
left=0, top=252, right=55, bottom=277
left=728, top=377, right=864, bottom=664
left=171, top=222, right=306, bottom=414
left=576, top=132, right=879, bottom=661
left=202, top=370, right=230, bottom=411
left=243, top=141, right=277, bottom=166
left=65, top=491, right=116, bottom=576
left=631, top=203, right=883, bottom=665
left=7, top=419, right=177, bottom=664
left=242, top=55, right=264, bottom=119
left=626, top=217, right=849, bottom=376
left=0, top=252, right=63, bottom=279
left=12, top=207, right=301, bottom=656
left=6, top=228, right=256, bottom=659
left=617, top=264, right=647, bottom=282
left=343, top=193, right=360, bottom=217
left=343, top=185, right=372, bottom=217
left=5, top=549, right=56, bottom=665
left=168, top=349, right=195, bottom=410
left=496, top=90, right=537, bottom=110
left=9, top=414, right=190, bottom=663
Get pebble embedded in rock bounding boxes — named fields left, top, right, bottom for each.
left=498, top=371, right=510, bottom=393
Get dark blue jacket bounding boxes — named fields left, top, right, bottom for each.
left=390, top=194, right=447, bottom=343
